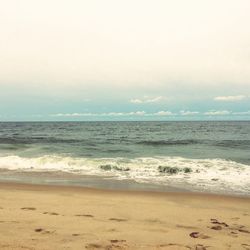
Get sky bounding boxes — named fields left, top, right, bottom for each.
left=0, top=0, right=250, bottom=121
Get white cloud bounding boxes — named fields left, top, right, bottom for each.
left=52, top=113, right=94, bottom=117
left=214, top=95, right=246, bottom=101
left=51, top=111, right=147, bottom=117
left=153, top=111, right=173, bottom=116
left=128, top=111, right=146, bottom=116
left=180, top=110, right=199, bottom=116
left=51, top=109, right=250, bottom=118
left=204, top=110, right=231, bottom=116
left=146, top=96, right=165, bottom=103
left=51, top=111, right=175, bottom=117
left=105, top=112, right=124, bottom=116
left=130, top=99, right=143, bottom=104
left=130, top=96, right=165, bottom=104
left=232, top=111, right=250, bottom=115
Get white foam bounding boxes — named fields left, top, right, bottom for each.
left=0, top=155, right=249, bottom=195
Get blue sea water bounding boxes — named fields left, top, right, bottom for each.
left=0, top=121, right=249, bottom=195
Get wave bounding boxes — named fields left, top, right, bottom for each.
left=136, top=139, right=200, bottom=146
left=137, top=139, right=250, bottom=148
left=214, top=140, right=250, bottom=149
left=1, top=136, right=250, bottom=151
left=0, top=137, right=81, bottom=144
left=0, top=155, right=249, bottom=195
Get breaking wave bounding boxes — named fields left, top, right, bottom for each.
left=0, top=155, right=250, bottom=195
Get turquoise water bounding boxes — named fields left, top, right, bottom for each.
left=0, top=121, right=249, bottom=195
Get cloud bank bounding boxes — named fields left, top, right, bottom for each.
left=51, top=110, right=250, bottom=118
left=214, top=95, right=246, bottom=102
left=130, top=96, right=165, bottom=104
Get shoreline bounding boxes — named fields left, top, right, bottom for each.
left=0, top=180, right=250, bottom=200
left=0, top=181, right=250, bottom=249
left=0, top=168, right=249, bottom=198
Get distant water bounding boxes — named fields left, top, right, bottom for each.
left=0, top=121, right=249, bottom=195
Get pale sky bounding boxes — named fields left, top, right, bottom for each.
left=0, top=0, right=249, bottom=120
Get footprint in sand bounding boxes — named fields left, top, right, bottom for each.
left=210, top=218, right=228, bottom=227
left=85, top=243, right=104, bottom=249
left=195, top=244, right=209, bottom=250
left=107, top=228, right=118, bottom=232
left=34, top=228, right=55, bottom=234
left=157, top=243, right=192, bottom=249
left=43, top=212, right=59, bottom=216
left=86, top=240, right=127, bottom=250
left=109, top=218, right=127, bottom=222
left=209, top=219, right=250, bottom=237
left=229, top=224, right=250, bottom=234
left=189, top=232, right=210, bottom=239
left=110, top=240, right=126, bottom=244
left=72, top=233, right=80, bottom=236
left=242, top=244, right=250, bottom=250
left=209, top=218, right=232, bottom=231
left=75, top=214, right=94, bottom=218
left=21, top=207, right=36, bottom=211
left=228, top=231, right=238, bottom=238
left=238, top=228, right=250, bottom=234
left=210, top=225, right=222, bottom=230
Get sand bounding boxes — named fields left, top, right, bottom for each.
left=0, top=182, right=250, bottom=250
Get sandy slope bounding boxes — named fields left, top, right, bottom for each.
left=0, top=182, right=250, bottom=250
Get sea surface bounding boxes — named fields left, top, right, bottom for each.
left=0, top=121, right=249, bottom=195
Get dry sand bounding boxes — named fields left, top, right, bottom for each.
left=0, top=182, right=250, bottom=250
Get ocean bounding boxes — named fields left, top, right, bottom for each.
left=0, top=121, right=249, bottom=195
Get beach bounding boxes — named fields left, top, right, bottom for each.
left=1, top=0, right=250, bottom=248
left=0, top=122, right=250, bottom=249
left=0, top=182, right=250, bottom=250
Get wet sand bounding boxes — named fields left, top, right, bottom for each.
left=0, top=182, right=250, bottom=250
